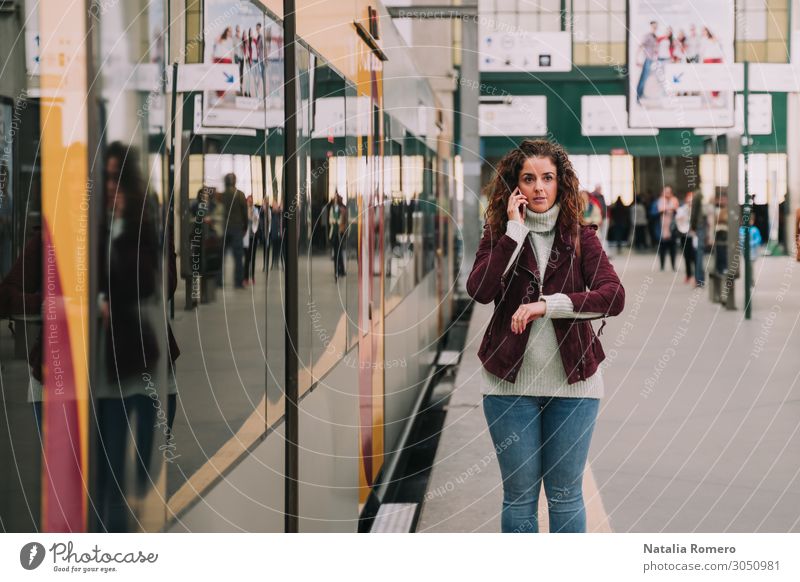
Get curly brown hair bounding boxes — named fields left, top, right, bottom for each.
left=483, top=139, right=585, bottom=250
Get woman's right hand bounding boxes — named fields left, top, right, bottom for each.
left=506, top=187, right=526, bottom=224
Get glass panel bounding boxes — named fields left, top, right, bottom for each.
left=91, top=0, right=168, bottom=532
left=344, top=82, right=360, bottom=349
left=297, top=45, right=314, bottom=395
left=0, top=46, right=43, bottom=533
left=167, top=1, right=276, bottom=509
left=308, top=60, right=347, bottom=381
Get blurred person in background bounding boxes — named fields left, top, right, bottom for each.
left=632, top=194, right=649, bottom=251
left=221, top=173, right=248, bottom=289
left=657, top=186, right=679, bottom=271
left=609, top=196, right=631, bottom=253
left=589, top=184, right=608, bottom=251
left=676, top=191, right=695, bottom=284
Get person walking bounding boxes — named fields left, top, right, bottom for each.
left=589, top=184, right=608, bottom=252
left=657, top=186, right=679, bottom=271
left=609, top=197, right=630, bottom=252
left=466, top=139, right=625, bottom=534
left=268, top=200, right=283, bottom=270
left=221, top=173, right=248, bottom=288
left=632, top=194, right=649, bottom=251
left=690, top=189, right=707, bottom=287
left=242, top=195, right=260, bottom=286
left=676, top=191, right=695, bottom=283
left=328, top=192, right=347, bottom=280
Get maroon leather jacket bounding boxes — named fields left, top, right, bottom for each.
left=467, top=221, right=625, bottom=385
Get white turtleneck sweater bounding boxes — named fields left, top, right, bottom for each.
left=482, top=203, right=605, bottom=399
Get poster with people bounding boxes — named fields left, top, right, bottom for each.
left=202, top=0, right=284, bottom=129
left=627, top=0, right=734, bottom=128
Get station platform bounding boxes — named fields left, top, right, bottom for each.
left=418, top=251, right=800, bottom=533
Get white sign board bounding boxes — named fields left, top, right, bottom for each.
left=581, top=96, right=658, bottom=136
left=165, top=63, right=240, bottom=92
left=628, top=0, right=735, bottom=128
left=480, top=31, right=571, bottom=72
left=748, top=63, right=800, bottom=92
left=479, top=96, right=547, bottom=137
left=694, top=93, right=772, bottom=136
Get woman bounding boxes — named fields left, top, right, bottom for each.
left=212, top=26, right=233, bottom=64
left=98, top=142, right=180, bottom=530
left=467, top=139, right=625, bottom=533
left=701, top=27, right=725, bottom=98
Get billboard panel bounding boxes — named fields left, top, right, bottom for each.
left=628, top=0, right=735, bottom=128
left=202, top=0, right=283, bottom=129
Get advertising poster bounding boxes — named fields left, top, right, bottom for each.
left=203, top=0, right=283, bottom=129
left=628, top=0, right=735, bottom=128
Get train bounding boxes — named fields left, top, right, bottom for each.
left=0, top=0, right=456, bottom=533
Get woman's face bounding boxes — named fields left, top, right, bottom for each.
left=517, top=156, right=558, bottom=214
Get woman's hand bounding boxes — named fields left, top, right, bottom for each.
left=510, top=300, right=546, bottom=334
left=506, top=187, right=527, bottom=224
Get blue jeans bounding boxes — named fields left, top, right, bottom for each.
left=483, top=395, right=599, bottom=533
left=695, top=224, right=705, bottom=286
left=636, top=58, right=653, bottom=101
left=222, top=231, right=245, bottom=287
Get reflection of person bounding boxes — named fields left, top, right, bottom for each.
left=221, top=173, right=248, bottom=289
left=656, top=186, right=679, bottom=271
left=97, top=142, right=170, bottom=531
left=0, top=227, right=42, bottom=423
left=328, top=193, right=347, bottom=280
left=466, top=139, right=625, bottom=534
left=268, top=201, right=283, bottom=270
left=636, top=21, right=659, bottom=103
left=242, top=195, right=260, bottom=286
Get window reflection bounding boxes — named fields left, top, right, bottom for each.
left=308, top=60, right=348, bottom=381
